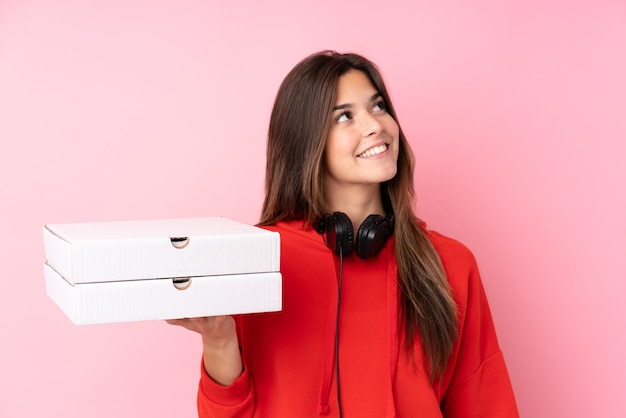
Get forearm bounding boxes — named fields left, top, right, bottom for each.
left=202, top=332, right=243, bottom=386
left=167, top=316, right=252, bottom=415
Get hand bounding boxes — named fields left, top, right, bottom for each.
left=166, top=315, right=237, bottom=343
left=167, top=316, right=243, bottom=386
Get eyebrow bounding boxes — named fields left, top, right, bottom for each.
left=332, top=92, right=382, bottom=111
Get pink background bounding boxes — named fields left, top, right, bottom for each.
left=1, top=1, right=625, bottom=417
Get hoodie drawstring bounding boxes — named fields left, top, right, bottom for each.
left=317, top=249, right=398, bottom=417
left=386, top=259, right=399, bottom=418
left=317, top=284, right=339, bottom=415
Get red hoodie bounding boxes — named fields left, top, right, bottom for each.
left=197, top=220, right=519, bottom=417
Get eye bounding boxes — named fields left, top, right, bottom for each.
left=372, top=100, right=386, bottom=112
left=335, top=111, right=352, bottom=123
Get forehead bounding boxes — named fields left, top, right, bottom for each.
left=335, top=70, right=378, bottom=101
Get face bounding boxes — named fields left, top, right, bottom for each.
left=323, top=70, right=400, bottom=195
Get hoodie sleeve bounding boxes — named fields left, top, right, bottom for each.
left=197, top=359, right=255, bottom=418
left=431, top=232, right=519, bottom=418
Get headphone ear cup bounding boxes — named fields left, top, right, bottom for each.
left=323, top=212, right=353, bottom=256
left=356, top=214, right=392, bottom=259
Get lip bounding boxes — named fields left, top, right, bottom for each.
left=356, top=142, right=390, bottom=159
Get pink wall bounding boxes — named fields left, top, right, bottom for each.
left=1, top=1, right=624, bottom=416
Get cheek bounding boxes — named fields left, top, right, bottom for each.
left=322, top=139, right=338, bottom=174
left=387, top=123, right=400, bottom=155
left=324, top=134, right=346, bottom=162
left=323, top=149, right=342, bottom=177
left=386, top=118, right=400, bottom=139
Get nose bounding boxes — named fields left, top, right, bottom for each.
left=360, top=112, right=383, bottom=137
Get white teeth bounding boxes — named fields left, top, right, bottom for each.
left=358, top=144, right=388, bottom=158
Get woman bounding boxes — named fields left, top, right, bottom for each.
left=169, top=50, right=519, bottom=417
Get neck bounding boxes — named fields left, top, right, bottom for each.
left=325, top=184, right=385, bottom=230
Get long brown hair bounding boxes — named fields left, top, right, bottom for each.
left=259, top=50, right=457, bottom=380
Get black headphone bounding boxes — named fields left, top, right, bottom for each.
left=315, top=210, right=394, bottom=259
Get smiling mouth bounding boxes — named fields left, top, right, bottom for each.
left=358, top=143, right=389, bottom=158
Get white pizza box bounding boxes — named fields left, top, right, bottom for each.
left=42, top=217, right=282, bottom=325
left=43, top=263, right=282, bottom=325
left=43, top=217, right=280, bottom=283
